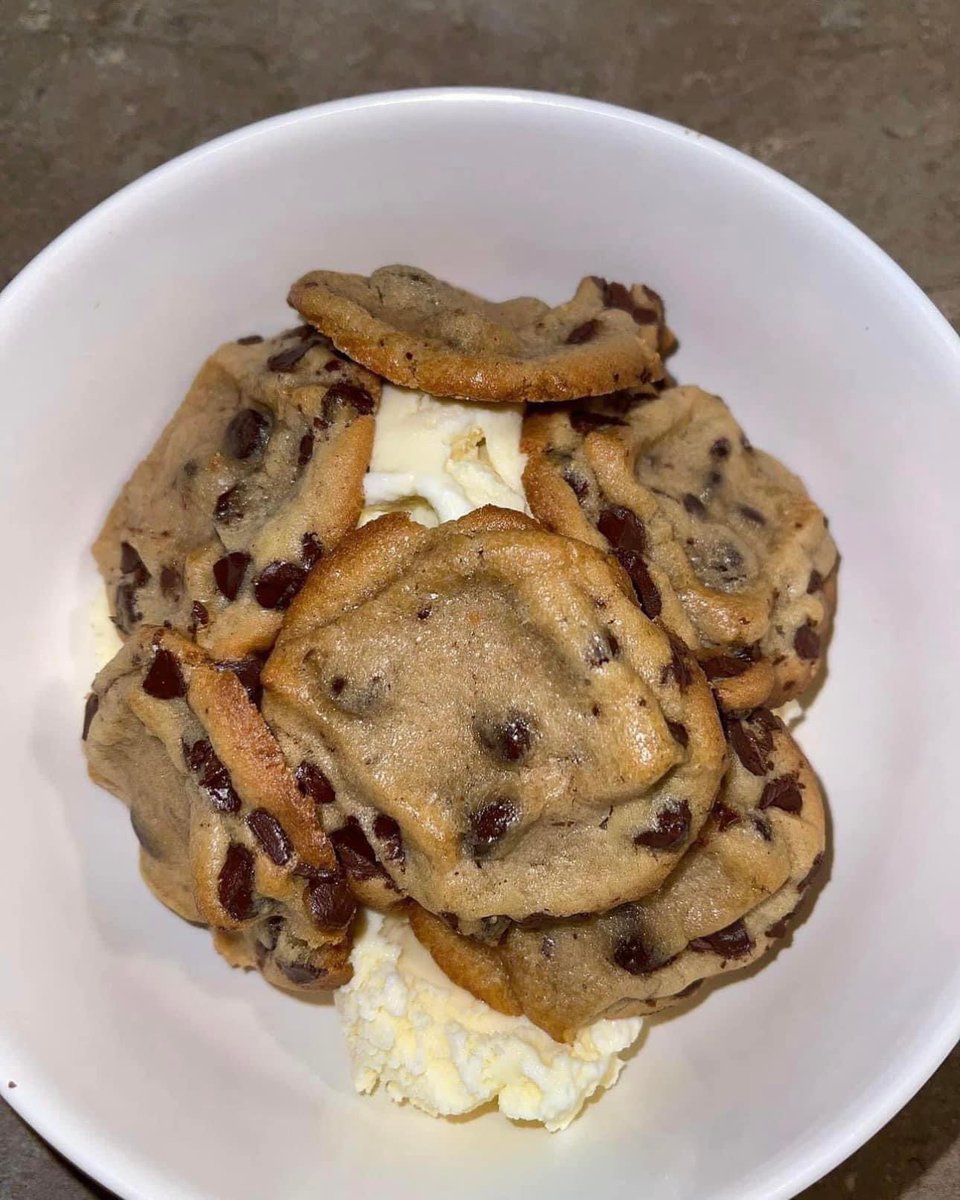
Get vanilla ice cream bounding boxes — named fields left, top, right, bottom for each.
left=361, top=384, right=529, bottom=526
left=335, top=912, right=643, bottom=1132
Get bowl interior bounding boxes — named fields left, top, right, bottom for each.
left=2, top=90, right=959, bottom=1200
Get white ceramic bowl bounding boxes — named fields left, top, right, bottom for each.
left=2, top=89, right=959, bottom=1200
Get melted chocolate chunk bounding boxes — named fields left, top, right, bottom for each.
left=469, top=799, right=520, bottom=854
left=702, top=653, right=752, bottom=681
left=247, top=808, right=293, bottom=866
left=190, top=600, right=209, bottom=632
left=477, top=713, right=535, bottom=764
left=566, top=319, right=600, bottom=344
left=218, top=843, right=256, bottom=920
left=279, top=960, right=326, bottom=986
left=219, top=655, right=264, bottom=706
left=739, top=504, right=766, bottom=525
left=301, top=532, right=323, bottom=570
left=223, top=408, right=270, bottom=459
left=213, top=552, right=250, bottom=601
left=305, top=871, right=357, bottom=928
left=214, top=486, right=244, bottom=523
left=321, top=381, right=375, bottom=425
left=372, top=814, right=405, bottom=864
left=753, top=814, right=773, bottom=841
left=726, top=717, right=769, bottom=777
left=634, top=799, right=691, bottom=850
left=253, top=561, right=306, bottom=610
left=119, top=541, right=150, bottom=587
left=186, top=739, right=242, bottom=813
left=82, top=692, right=99, bottom=740
left=619, top=549, right=662, bottom=618
left=595, top=278, right=659, bottom=325
left=266, top=340, right=317, bottom=372
left=297, top=431, right=314, bottom=467
left=666, top=720, right=689, bottom=749
left=236, top=334, right=264, bottom=345
left=710, top=437, right=731, bottom=459
left=689, top=919, right=754, bottom=958
left=142, top=648, right=186, bottom=699
left=711, top=800, right=741, bottom=831
left=329, top=818, right=383, bottom=881
left=295, top=760, right=335, bottom=806
left=683, top=493, right=708, bottom=519
left=660, top=634, right=694, bottom=690
left=798, top=851, right=824, bottom=892
left=794, top=622, right=821, bottom=661
left=597, top=506, right=646, bottom=555
left=612, top=932, right=671, bottom=976
left=807, top=569, right=824, bottom=594
left=759, top=774, right=803, bottom=814
left=159, top=565, right=182, bottom=599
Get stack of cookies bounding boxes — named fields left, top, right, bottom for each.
left=84, top=266, right=836, bottom=1042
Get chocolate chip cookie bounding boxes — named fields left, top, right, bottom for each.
left=523, top=386, right=838, bottom=710
left=411, top=709, right=825, bottom=1041
left=262, top=506, right=727, bottom=925
left=83, top=627, right=356, bottom=991
left=288, top=266, right=670, bottom=403
left=93, top=327, right=380, bottom=659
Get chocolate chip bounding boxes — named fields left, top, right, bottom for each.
left=329, top=818, right=382, bottom=881
left=119, top=541, right=150, bottom=586
left=115, top=583, right=141, bottom=633
left=295, top=760, right=335, bottom=807
left=325, top=358, right=342, bottom=371
left=620, top=549, right=662, bottom=618
left=750, top=707, right=782, bottom=736
left=683, top=493, right=708, bottom=518
left=280, top=960, right=327, bottom=985
left=186, top=739, right=242, bottom=813
left=794, top=622, right=821, bottom=661
left=142, top=648, right=186, bottom=699
left=266, top=340, right=316, bottom=372
left=330, top=676, right=346, bottom=697
left=213, top=552, right=250, bottom=600
left=597, top=279, right=658, bottom=325
left=190, top=600, right=209, bottom=632
left=219, top=655, right=265, bottom=706
left=82, top=692, right=99, bottom=740
left=807, top=569, right=823, bottom=594
left=321, top=381, right=375, bottom=424
left=634, top=799, right=691, bottom=850
left=297, top=432, right=314, bottom=468
left=372, top=814, right=405, bottom=864
left=710, top=437, right=731, bottom=459
left=218, top=843, right=256, bottom=921
left=304, top=871, right=357, bottom=928
left=597, top=505, right=646, bottom=554
left=660, top=633, right=694, bottom=690
left=301, top=532, right=323, bottom=570
left=726, top=718, right=769, bottom=776
left=284, top=323, right=316, bottom=340
left=562, top=469, right=589, bottom=501
left=569, top=411, right=628, bottom=435
left=766, top=913, right=794, bottom=940
left=253, top=561, right=306, bottom=610
left=477, top=713, right=535, bottom=763
left=236, top=334, right=264, bottom=345
left=689, top=919, right=754, bottom=958
left=469, top=799, right=520, bottom=854
left=566, top=319, right=600, bottom=344
left=759, top=774, right=803, bottom=814
left=666, top=720, right=689, bottom=748
left=223, top=408, right=270, bottom=458
left=214, top=485, right=244, bottom=524
left=702, top=654, right=751, bottom=681
left=159, top=565, right=182, bottom=599
left=711, top=800, right=741, bottom=831
left=753, top=814, right=773, bottom=841
left=612, top=933, right=667, bottom=975
left=798, top=851, right=824, bottom=892
left=739, top=504, right=766, bottom=525
left=416, top=604, right=432, bottom=620
left=247, top=808, right=292, bottom=866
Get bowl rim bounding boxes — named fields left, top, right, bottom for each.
left=2, top=86, right=959, bottom=1200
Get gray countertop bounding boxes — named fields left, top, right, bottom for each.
left=1, top=1, right=958, bottom=1196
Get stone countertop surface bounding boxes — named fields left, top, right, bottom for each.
left=1, top=0, right=957, bottom=1197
